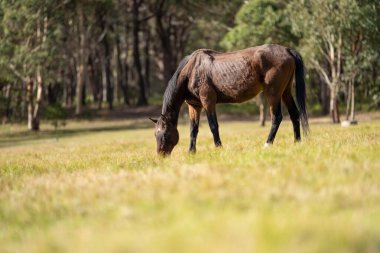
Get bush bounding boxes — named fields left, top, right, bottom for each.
left=44, top=103, right=67, bottom=129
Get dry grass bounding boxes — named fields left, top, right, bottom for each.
left=1, top=118, right=380, bottom=253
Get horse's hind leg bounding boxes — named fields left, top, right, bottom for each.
left=188, top=104, right=202, bottom=153
left=199, top=86, right=222, bottom=147
left=264, top=96, right=283, bottom=147
left=207, top=110, right=222, bottom=147
left=282, top=87, right=301, bottom=142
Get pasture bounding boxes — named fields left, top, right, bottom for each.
left=1, top=115, right=380, bottom=253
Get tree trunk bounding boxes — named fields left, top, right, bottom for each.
left=156, top=13, right=175, bottom=84
left=116, top=34, right=129, bottom=105
left=345, top=80, right=352, bottom=120
left=144, top=26, right=151, bottom=96
left=76, top=64, right=85, bottom=115
left=132, top=0, right=147, bottom=106
left=330, top=88, right=340, bottom=124
left=345, top=81, right=350, bottom=120
left=62, top=8, right=74, bottom=109
left=101, top=17, right=113, bottom=110
left=113, top=45, right=120, bottom=104
left=20, top=80, right=26, bottom=119
left=27, top=77, right=34, bottom=130
left=88, top=55, right=98, bottom=103
left=31, top=67, right=43, bottom=131
left=93, top=50, right=103, bottom=108
left=320, top=79, right=329, bottom=115
left=75, top=2, right=86, bottom=115
left=350, top=80, right=355, bottom=121
left=104, top=47, right=113, bottom=110
left=65, top=58, right=76, bottom=108
left=69, top=67, right=75, bottom=108
left=117, top=0, right=129, bottom=105
left=81, top=80, right=86, bottom=106
left=62, top=72, right=68, bottom=107
left=101, top=52, right=109, bottom=110
left=2, top=84, right=12, bottom=124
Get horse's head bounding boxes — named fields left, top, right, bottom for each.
left=150, top=115, right=179, bottom=156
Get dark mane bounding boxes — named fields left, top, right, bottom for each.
left=162, top=56, right=190, bottom=114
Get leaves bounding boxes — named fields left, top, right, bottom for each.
left=221, top=0, right=299, bottom=50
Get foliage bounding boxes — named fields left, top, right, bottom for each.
left=0, top=0, right=379, bottom=127
left=44, top=103, right=67, bottom=129
left=186, top=0, right=243, bottom=52
left=288, top=0, right=379, bottom=101
left=222, top=0, right=380, bottom=120
left=0, top=0, right=61, bottom=80
left=221, top=0, right=299, bottom=50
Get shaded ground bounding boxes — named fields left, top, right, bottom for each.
left=0, top=120, right=151, bottom=148
left=66, top=103, right=380, bottom=123
left=1, top=105, right=379, bottom=148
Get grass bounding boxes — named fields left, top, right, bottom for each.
left=1, top=117, right=380, bottom=253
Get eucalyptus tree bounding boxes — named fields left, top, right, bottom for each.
left=0, top=0, right=62, bottom=130
left=342, top=0, right=380, bottom=121
left=288, top=0, right=379, bottom=123
left=221, top=0, right=299, bottom=49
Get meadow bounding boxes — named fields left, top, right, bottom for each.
left=1, top=115, right=380, bottom=253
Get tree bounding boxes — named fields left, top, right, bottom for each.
left=343, top=0, right=380, bottom=122
left=0, top=0, right=59, bottom=130
left=221, top=0, right=299, bottom=49
left=288, top=0, right=379, bottom=123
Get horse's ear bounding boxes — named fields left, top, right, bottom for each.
left=149, top=117, right=158, bottom=124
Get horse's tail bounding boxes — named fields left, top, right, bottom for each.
left=287, top=48, right=309, bottom=136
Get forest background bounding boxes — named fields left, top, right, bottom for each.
left=0, top=0, right=379, bottom=130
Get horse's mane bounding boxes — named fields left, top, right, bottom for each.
left=161, top=49, right=220, bottom=114
left=162, top=56, right=191, bottom=114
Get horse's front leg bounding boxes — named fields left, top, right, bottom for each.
left=188, top=104, right=202, bottom=153
left=200, top=87, right=222, bottom=147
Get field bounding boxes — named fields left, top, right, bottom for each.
left=1, top=114, right=380, bottom=253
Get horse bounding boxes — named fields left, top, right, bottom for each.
left=150, top=44, right=309, bottom=156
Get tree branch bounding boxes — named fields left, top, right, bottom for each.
left=8, top=64, right=27, bottom=82
left=311, top=60, right=333, bottom=88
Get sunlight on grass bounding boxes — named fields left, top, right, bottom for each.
left=1, top=119, right=380, bottom=253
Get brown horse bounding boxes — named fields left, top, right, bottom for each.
left=150, top=44, right=309, bottom=156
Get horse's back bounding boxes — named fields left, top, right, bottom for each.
left=252, top=44, right=294, bottom=71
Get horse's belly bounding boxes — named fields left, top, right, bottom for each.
left=210, top=57, right=263, bottom=103
left=214, top=80, right=263, bottom=103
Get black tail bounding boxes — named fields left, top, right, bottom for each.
left=287, top=49, right=309, bottom=136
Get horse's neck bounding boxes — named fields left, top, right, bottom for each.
left=162, top=99, right=184, bottom=127
left=162, top=85, right=185, bottom=127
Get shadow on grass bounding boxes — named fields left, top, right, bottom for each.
left=0, top=120, right=152, bottom=148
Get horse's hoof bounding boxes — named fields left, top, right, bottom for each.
left=215, top=142, right=223, bottom=148
left=263, top=142, right=272, bottom=148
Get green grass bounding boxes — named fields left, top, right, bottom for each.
left=1, top=118, right=380, bottom=253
